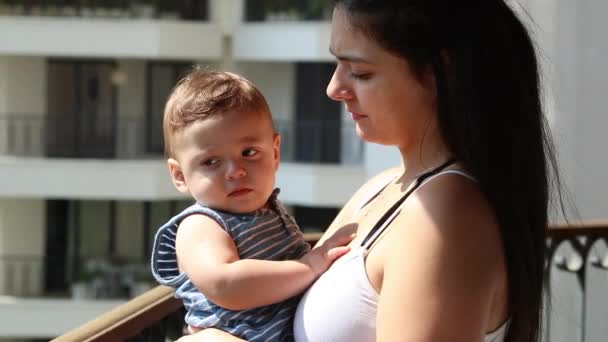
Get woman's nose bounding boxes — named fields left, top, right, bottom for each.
left=226, top=161, right=247, bottom=180
left=326, top=70, right=352, bottom=101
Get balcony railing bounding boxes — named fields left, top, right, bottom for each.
left=0, top=114, right=364, bottom=165
left=0, top=0, right=208, bottom=21
left=53, top=224, right=608, bottom=341
left=275, top=118, right=364, bottom=165
left=0, top=254, right=152, bottom=300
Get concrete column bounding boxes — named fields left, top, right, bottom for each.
left=115, top=201, right=143, bottom=262
left=208, top=0, right=244, bottom=72
left=226, top=62, right=297, bottom=159
left=0, top=199, right=45, bottom=297
left=115, top=59, right=146, bottom=158
left=209, top=0, right=244, bottom=36
left=0, top=57, right=47, bottom=157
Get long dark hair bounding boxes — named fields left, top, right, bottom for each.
left=333, top=1, right=560, bottom=341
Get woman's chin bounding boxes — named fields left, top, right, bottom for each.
left=355, top=126, right=380, bottom=144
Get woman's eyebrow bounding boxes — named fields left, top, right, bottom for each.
left=329, top=46, right=371, bottom=64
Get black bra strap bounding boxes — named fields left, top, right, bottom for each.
left=360, top=158, right=456, bottom=248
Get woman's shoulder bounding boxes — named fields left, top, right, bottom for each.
left=388, top=169, right=504, bottom=272
left=378, top=171, right=507, bottom=342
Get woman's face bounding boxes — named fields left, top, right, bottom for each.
left=327, top=7, right=438, bottom=150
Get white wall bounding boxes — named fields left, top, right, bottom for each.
left=234, top=23, right=333, bottom=62
left=0, top=297, right=123, bottom=338
left=0, top=17, right=222, bottom=60
left=0, top=158, right=179, bottom=200
left=0, top=57, right=46, bottom=156
left=277, top=163, right=366, bottom=206
left=561, top=1, right=608, bottom=220
left=236, top=62, right=296, bottom=122
left=0, top=199, right=45, bottom=296
left=0, top=157, right=366, bottom=207
left=518, top=0, right=608, bottom=220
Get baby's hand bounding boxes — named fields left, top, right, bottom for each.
left=300, top=232, right=355, bottom=278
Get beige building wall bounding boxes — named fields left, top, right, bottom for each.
left=0, top=199, right=45, bottom=296
left=0, top=56, right=46, bottom=156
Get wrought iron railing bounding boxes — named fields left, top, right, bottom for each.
left=275, top=118, right=364, bottom=165
left=52, top=225, right=608, bottom=341
left=545, top=222, right=608, bottom=342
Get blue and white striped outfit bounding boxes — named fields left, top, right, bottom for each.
left=151, top=189, right=310, bottom=341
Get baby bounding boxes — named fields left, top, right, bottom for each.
left=151, top=70, right=352, bottom=341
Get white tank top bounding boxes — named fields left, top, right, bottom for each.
left=293, top=169, right=509, bottom=342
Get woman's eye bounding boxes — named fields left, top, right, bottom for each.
left=242, top=149, right=258, bottom=157
left=202, top=159, right=219, bottom=166
left=350, top=72, right=371, bottom=80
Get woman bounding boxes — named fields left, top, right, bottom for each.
left=187, top=0, right=557, bottom=341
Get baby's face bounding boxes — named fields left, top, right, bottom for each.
left=171, top=110, right=280, bottom=213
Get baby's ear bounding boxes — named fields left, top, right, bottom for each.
left=167, top=158, right=189, bottom=194
left=273, top=133, right=281, bottom=170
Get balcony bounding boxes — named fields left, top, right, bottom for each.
left=52, top=223, right=608, bottom=341
left=0, top=0, right=220, bottom=59
left=244, top=0, right=331, bottom=22
left=0, top=254, right=153, bottom=300
left=0, top=113, right=363, bottom=164
left=0, top=253, right=153, bottom=338
left=0, top=0, right=209, bottom=21
left=0, top=114, right=366, bottom=204
left=234, top=0, right=332, bottom=61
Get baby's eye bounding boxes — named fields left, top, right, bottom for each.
left=202, top=158, right=220, bottom=166
left=242, top=148, right=258, bottom=157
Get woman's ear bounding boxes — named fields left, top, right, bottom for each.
left=167, top=158, right=189, bottom=194
left=273, top=133, right=281, bottom=171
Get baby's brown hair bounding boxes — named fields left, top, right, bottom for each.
left=163, top=69, right=272, bottom=157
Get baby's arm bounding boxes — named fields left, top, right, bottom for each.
left=177, top=327, right=245, bottom=342
left=175, top=214, right=353, bottom=311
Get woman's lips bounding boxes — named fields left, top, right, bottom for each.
left=229, top=188, right=253, bottom=197
left=350, top=112, right=367, bottom=121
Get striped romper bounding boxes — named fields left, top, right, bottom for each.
left=151, top=189, right=310, bottom=341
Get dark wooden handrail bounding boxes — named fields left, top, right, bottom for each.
left=547, top=220, right=608, bottom=239
left=54, top=223, right=608, bottom=341
left=52, top=285, right=182, bottom=342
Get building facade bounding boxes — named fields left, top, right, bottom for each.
left=0, top=0, right=606, bottom=340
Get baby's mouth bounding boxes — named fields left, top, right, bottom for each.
left=228, top=188, right=253, bottom=197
